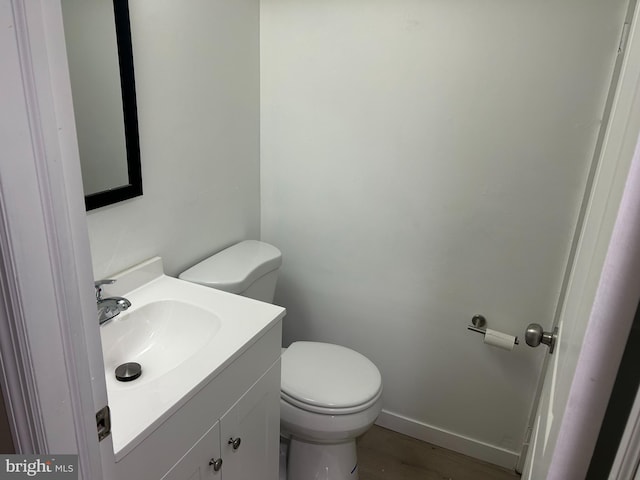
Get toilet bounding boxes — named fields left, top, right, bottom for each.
left=179, top=240, right=383, bottom=480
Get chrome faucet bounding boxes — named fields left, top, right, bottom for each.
left=95, top=279, right=131, bottom=325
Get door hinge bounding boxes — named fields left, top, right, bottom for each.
left=96, top=405, right=111, bottom=442
left=619, top=22, right=631, bottom=55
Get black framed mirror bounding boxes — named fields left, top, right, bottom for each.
left=62, top=0, right=142, bottom=211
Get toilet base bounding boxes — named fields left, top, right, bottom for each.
left=287, top=437, right=359, bottom=480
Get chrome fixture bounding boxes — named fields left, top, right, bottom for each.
left=466, top=314, right=520, bottom=345
left=467, top=314, right=487, bottom=334
left=209, top=458, right=223, bottom=471
left=115, top=362, right=142, bottom=382
left=525, top=323, right=558, bottom=354
left=95, top=279, right=131, bottom=325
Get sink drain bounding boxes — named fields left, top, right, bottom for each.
left=115, top=362, right=142, bottom=382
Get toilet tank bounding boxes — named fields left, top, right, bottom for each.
left=178, top=240, right=282, bottom=303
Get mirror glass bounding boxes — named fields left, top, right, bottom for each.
left=61, top=0, right=142, bottom=211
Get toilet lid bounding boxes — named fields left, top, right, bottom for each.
left=281, top=342, right=382, bottom=410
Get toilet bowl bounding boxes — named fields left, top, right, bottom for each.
left=179, top=240, right=383, bottom=480
left=280, top=341, right=382, bottom=479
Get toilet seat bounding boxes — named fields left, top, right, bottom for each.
left=281, top=387, right=382, bottom=415
left=281, top=342, right=382, bottom=415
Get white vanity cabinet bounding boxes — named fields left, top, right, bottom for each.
left=218, top=362, right=280, bottom=479
left=112, top=320, right=282, bottom=480
left=161, top=362, right=280, bottom=480
left=161, top=421, right=221, bottom=480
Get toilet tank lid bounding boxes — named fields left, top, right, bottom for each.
left=178, top=240, right=282, bottom=294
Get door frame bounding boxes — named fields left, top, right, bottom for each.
left=543, top=109, right=640, bottom=478
left=0, top=0, right=110, bottom=478
left=609, top=383, right=640, bottom=478
left=522, top=1, right=640, bottom=476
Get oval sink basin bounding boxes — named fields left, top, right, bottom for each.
left=101, top=299, right=221, bottom=385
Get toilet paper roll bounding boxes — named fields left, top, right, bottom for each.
left=483, top=329, right=516, bottom=351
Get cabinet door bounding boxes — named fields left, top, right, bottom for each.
left=220, top=361, right=281, bottom=480
left=161, top=421, right=222, bottom=480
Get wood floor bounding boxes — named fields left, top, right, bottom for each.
left=357, top=426, right=521, bottom=480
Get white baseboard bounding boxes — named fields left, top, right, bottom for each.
left=375, top=410, right=520, bottom=470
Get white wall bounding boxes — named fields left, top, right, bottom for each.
left=86, top=0, right=261, bottom=279
left=261, top=0, right=629, bottom=466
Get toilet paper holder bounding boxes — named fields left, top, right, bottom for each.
left=467, top=314, right=520, bottom=345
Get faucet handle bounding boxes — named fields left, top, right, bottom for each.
left=94, top=279, right=116, bottom=300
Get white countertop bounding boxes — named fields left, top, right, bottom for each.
left=99, top=258, right=285, bottom=460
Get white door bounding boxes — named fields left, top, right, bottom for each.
left=523, top=5, right=640, bottom=478
left=0, top=1, right=112, bottom=478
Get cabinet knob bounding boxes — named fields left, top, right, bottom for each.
left=228, top=437, right=242, bottom=450
left=209, top=458, right=223, bottom=471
